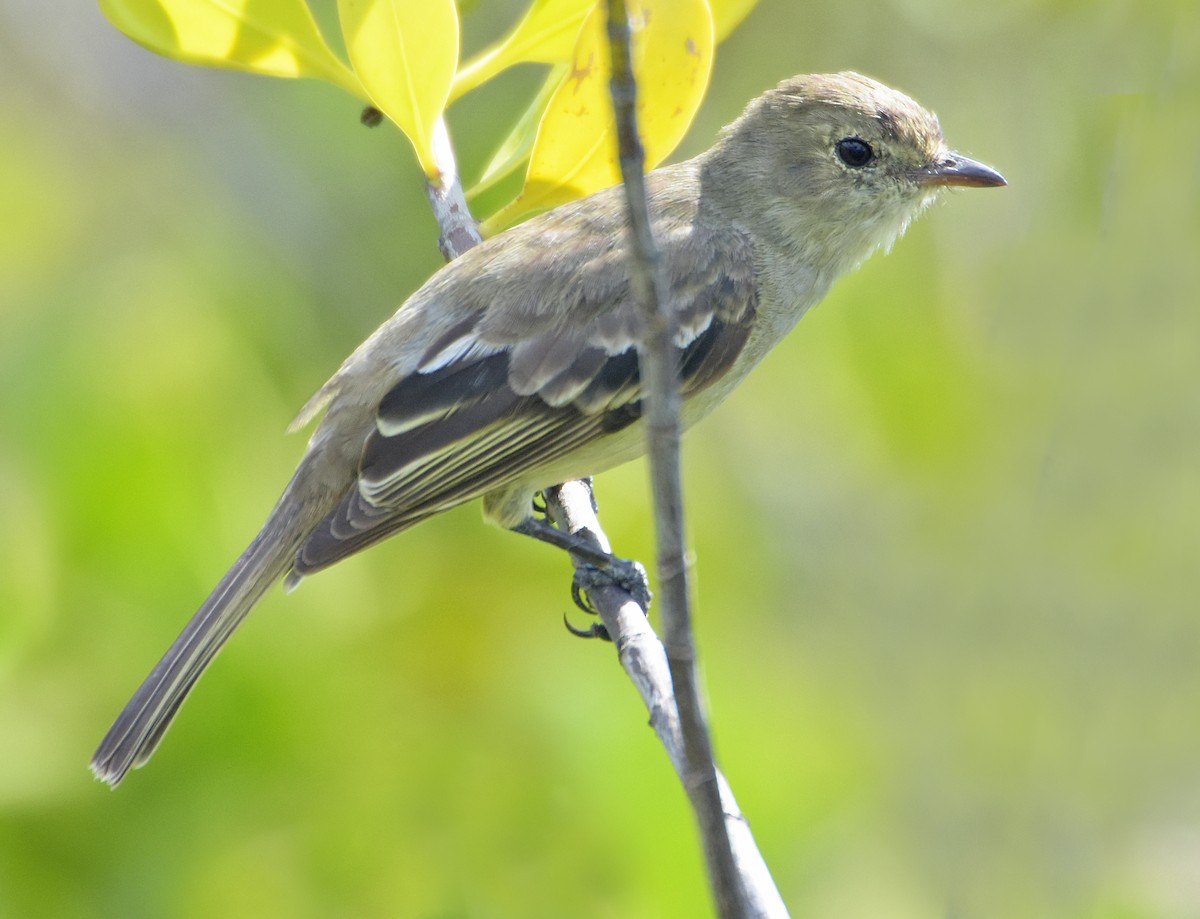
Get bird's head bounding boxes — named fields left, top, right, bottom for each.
left=705, top=71, right=1005, bottom=276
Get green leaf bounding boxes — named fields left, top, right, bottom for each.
left=99, top=0, right=364, bottom=98
left=451, top=0, right=593, bottom=100
left=482, top=0, right=714, bottom=233
left=338, top=0, right=459, bottom=178
left=468, top=63, right=568, bottom=198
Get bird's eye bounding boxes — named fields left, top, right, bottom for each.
left=836, top=137, right=874, bottom=168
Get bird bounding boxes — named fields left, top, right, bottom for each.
left=91, top=71, right=1006, bottom=786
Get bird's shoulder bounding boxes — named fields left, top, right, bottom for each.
left=418, top=162, right=757, bottom=369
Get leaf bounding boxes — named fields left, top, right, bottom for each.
left=452, top=0, right=757, bottom=101
left=468, top=63, right=569, bottom=198
left=99, top=0, right=364, bottom=98
left=482, top=0, right=714, bottom=234
left=338, top=0, right=459, bottom=178
left=709, top=0, right=759, bottom=40
left=451, top=0, right=593, bottom=100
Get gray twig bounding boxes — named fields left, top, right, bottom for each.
left=424, top=118, right=484, bottom=257
left=604, top=5, right=788, bottom=916
left=547, top=481, right=788, bottom=918
left=418, top=77, right=785, bottom=918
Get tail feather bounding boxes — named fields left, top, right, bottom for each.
left=90, top=507, right=306, bottom=787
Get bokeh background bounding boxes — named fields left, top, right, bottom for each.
left=2, top=0, right=1197, bottom=916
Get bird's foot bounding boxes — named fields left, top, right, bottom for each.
left=574, top=558, right=652, bottom=612
left=563, top=557, right=652, bottom=641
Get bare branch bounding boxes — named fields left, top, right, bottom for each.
left=604, top=4, right=788, bottom=916
left=418, top=77, right=785, bottom=918
left=425, top=118, right=484, bottom=258
left=605, top=0, right=735, bottom=910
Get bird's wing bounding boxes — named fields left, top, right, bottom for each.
left=293, top=198, right=758, bottom=576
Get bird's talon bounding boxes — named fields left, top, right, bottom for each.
left=563, top=612, right=611, bottom=641
left=571, top=578, right=598, bottom=615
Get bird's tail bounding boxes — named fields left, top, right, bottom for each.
left=90, top=499, right=311, bottom=788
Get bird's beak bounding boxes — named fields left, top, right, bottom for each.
left=916, top=152, right=1007, bottom=188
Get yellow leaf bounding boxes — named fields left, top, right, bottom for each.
left=99, top=0, right=364, bottom=98
left=482, top=0, right=714, bottom=234
left=453, top=0, right=753, bottom=100
left=709, top=0, right=759, bottom=40
left=338, top=0, right=459, bottom=179
left=451, top=0, right=594, bottom=100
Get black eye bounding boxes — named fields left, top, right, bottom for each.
left=836, top=137, right=874, bottom=168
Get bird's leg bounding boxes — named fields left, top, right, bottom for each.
left=510, top=516, right=652, bottom=615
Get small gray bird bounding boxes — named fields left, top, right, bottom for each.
left=92, top=71, right=1005, bottom=786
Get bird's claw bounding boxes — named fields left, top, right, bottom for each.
left=571, top=578, right=598, bottom=615
left=562, top=612, right=610, bottom=642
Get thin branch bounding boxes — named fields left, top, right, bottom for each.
left=425, top=118, right=484, bottom=258
left=418, top=84, right=786, bottom=919
left=604, top=4, right=759, bottom=917
left=547, top=481, right=789, bottom=918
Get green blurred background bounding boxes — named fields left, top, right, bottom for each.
left=2, top=0, right=1197, bottom=916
